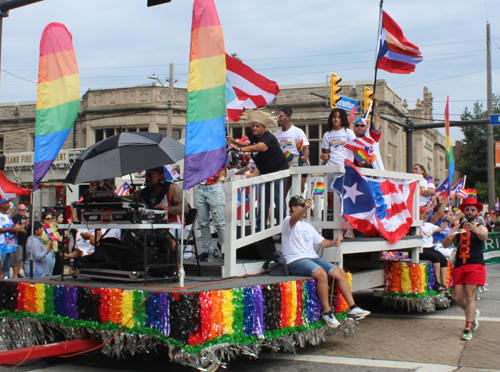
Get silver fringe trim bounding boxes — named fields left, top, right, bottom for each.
left=0, top=316, right=356, bottom=371
left=381, top=292, right=452, bottom=313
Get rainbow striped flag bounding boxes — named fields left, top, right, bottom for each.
left=183, top=0, right=227, bottom=190
left=284, top=151, right=294, bottom=163
left=467, top=188, right=477, bottom=198
left=34, top=23, right=80, bottom=191
left=313, top=182, right=325, bottom=195
left=444, top=96, right=454, bottom=195
left=354, top=148, right=376, bottom=165
left=453, top=228, right=468, bottom=235
left=296, top=139, right=304, bottom=155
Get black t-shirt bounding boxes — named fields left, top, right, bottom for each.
left=454, top=222, right=485, bottom=267
left=12, top=214, right=29, bottom=246
left=249, top=131, right=289, bottom=175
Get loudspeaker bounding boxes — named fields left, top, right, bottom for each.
left=237, top=236, right=276, bottom=260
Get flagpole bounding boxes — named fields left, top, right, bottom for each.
left=179, top=190, right=186, bottom=288
left=371, top=0, right=383, bottom=126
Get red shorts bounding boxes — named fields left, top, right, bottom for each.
left=453, top=264, right=486, bottom=286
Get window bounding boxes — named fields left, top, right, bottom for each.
left=172, top=129, right=181, bottom=140
left=0, top=134, right=4, bottom=154
left=95, top=129, right=104, bottom=143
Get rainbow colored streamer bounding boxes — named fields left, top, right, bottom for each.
left=183, top=0, right=227, bottom=190
left=34, top=22, right=80, bottom=191
left=0, top=279, right=334, bottom=355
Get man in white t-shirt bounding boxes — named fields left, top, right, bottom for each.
left=350, top=93, right=385, bottom=170
left=275, top=107, right=310, bottom=197
left=282, top=195, right=370, bottom=328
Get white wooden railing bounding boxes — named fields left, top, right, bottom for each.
left=222, top=165, right=423, bottom=278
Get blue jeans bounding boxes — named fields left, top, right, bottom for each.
left=256, top=179, right=285, bottom=229
left=46, top=249, right=56, bottom=276
left=287, top=257, right=336, bottom=277
left=194, top=183, right=225, bottom=253
left=1, top=253, right=11, bottom=277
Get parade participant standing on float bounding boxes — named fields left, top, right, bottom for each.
left=227, top=109, right=289, bottom=230
left=194, top=164, right=227, bottom=261
left=442, top=194, right=488, bottom=341
left=350, top=93, right=384, bottom=170
left=320, top=108, right=356, bottom=238
left=11, top=204, right=29, bottom=278
left=274, top=107, right=310, bottom=197
left=413, top=164, right=435, bottom=206
left=282, top=196, right=370, bottom=328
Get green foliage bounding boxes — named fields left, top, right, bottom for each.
left=458, top=95, right=500, bottom=203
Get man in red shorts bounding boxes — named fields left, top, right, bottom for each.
left=442, top=194, right=488, bottom=341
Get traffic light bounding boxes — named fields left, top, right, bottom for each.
left=330, top=73, right=342, bottom=108
left=364, top=86, right=374, bottom=118
left=147, top=0, right=171, bottom=7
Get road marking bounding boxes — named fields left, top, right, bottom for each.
left=260, top=354, right=457, bottom=371
left=371, top=313, right=500, bottom=322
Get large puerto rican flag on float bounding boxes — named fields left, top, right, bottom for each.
left=333, top=160, right=417, bottom=243
left=0, top=171, right=29, bottom=198
left=376, top=10, right=423, bottom=74
left=225, top=54, right=280, bottom=122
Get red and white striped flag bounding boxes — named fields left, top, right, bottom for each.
left=455, top=186, right=468, bottom=199
left=43, top=224, right=56, bottom=241
left=225, top=54, right=280, bottom=122
left=116, top=182, right=132, bottom=196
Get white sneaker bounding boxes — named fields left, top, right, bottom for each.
left=348, top=306, right=370, bottom=319
left=322, top=311, right=340, bottom=328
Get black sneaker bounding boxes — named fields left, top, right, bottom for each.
left=196, top=253, right=209, bottom=262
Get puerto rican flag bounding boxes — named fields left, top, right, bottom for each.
left=376, top=10, right=423, bottom=74
left=451, top=176, right=466, bottom=194
left=225, top=54, right=280, bottom=122
left=164, top=165, right=180, bottom=181
left=333, top=160, right=417, bottom=243
left=455, top=186, right=468, bottom=199
left=236, top=187, right=250, bottom=220
left=0, top=170, right=29, bottom=198
left=42, top=223, right=57, bottom=241
left=344, top=137, right=375, bottom=152
left=115, top=182, right=132, bottom=196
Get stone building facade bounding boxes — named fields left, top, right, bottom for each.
left=0, top=81, right=447, bottom=184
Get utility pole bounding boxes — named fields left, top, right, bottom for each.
left=487, top=22, right=496, bottom=209
left=168, top=63, right=174, bottom=138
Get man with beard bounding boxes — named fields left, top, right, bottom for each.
left=129, top=167, right=188, bottom=252
left=442, top=194, right=488, bottom=341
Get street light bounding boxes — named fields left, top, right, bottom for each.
left=148, top=72, right=173, bottom=138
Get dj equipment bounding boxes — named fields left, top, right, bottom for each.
left=74, top=196, right=169, bottom=224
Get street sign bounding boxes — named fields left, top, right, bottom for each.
left=336, top=96, right=358, bottom=113
left=490, top=114, right=500, bottom=125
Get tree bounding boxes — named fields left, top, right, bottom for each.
left=458, top=95, right=500, bottom=203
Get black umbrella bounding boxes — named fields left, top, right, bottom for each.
left=64, top=132, right=184, bottom=184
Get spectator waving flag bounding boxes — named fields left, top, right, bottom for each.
left=225, top=54, right=280, bottom=122
left=334, top=160, right=416, bottom=243
left=184, top=0, right=227, bottom=190
left=376, top=10, right=423, bottom=74
left=34, top=23, right=80, bottom=190
left=115, top=182, right=132, bottom=196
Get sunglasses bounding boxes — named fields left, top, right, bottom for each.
left=43, top=217, right=52, bottom=220
left=354, top=124, right=366, bottom=128
left=465, top=208, right=477, bottom=212
left=18, top=209, right=26, bottom=212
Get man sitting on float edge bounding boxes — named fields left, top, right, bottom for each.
left=282, top=196, right=370, bottom=328
left=129, top=167, right=188, bottom=252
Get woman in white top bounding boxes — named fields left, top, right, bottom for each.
left=413, top=163, right=435, bottom=207
left=320, top=108, right=356, bottom=212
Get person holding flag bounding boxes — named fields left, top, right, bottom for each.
left=348, top=93, right=384, bottom=170
left=442, top=195, right=488, bottom=341
left=413, top=164, right=435, bottom=207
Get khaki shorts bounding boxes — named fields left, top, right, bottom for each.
left=10, top=245, right=24, bottom=266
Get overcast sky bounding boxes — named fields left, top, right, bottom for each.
left=1, top=0, right=499, bottom=142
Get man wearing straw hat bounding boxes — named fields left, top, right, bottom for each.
left=227, top=109, right=289, bottom=230
left=442, top=193, right=488, bottom=341
left=282, top=195, right=370, bottom=328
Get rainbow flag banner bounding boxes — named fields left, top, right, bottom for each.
left=34, top=23, right=80, bottom=191
left=183, top=0, right=227, bottom=190
left=444, top=96, right=454, bottom=195
left=313, top=182, right=325, bottom=195
left=284, top=151, right=294, bottom=163
left=467, top=188, right=477, bottom=198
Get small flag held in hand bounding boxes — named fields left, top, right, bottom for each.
left=313, top=182, right=325, bottom=195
